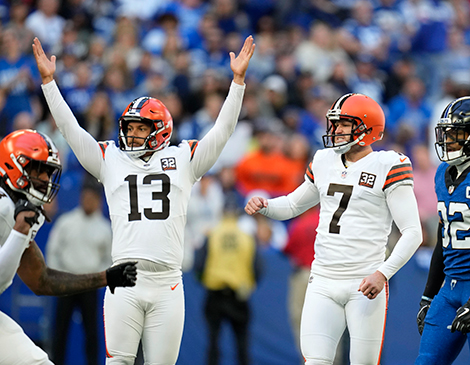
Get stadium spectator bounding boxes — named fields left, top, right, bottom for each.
left=194, top=200, right=263, bottom=365
left=235, top=119, right=299, bottom=197
left=46, top=176, right=112, bottom=365
left=25, top=0, right=66, bottom=53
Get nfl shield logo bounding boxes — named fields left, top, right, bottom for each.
left=341, top=170, right=347, bottom=179
left=449, top=185, right=455, bottom=194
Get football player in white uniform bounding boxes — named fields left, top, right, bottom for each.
left=33, top=35, right=255, bottom=364
left=245, top=93, right=423, bottom=365
left=0, top=129, right=137, bottom=364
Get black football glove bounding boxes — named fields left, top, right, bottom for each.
left=106, top=261, right=137, bottom=294
left=417, top=297, right=432, bottom=335
left=14, top=199, right=41, bottom=227
left=451, top=299, right=470, bottom=334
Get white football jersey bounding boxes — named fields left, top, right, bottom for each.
left=98, top=140, right=199, bottom=268
left=0, top=187, right=15, bottom=247
left=307, top=148, right=413, bottom=279
left=0, top=187, right=44, bottom=245
left=42, top=79, right=246, bottom=271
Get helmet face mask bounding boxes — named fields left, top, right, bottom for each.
left=322, top=93, right=385, bottom=154
left=435, top=97, right=470, bottom=165
left=119, top=97, right=173, bottom=158
left=0, top=130, right=61, bottom=205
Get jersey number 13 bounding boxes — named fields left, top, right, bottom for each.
left=125, top=174, right=170, bottom=221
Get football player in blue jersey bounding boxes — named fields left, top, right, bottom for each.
left=416, top=96, right=470, bottom=364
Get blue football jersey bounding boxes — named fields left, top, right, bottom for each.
left=435, top=162, right=470, bottom=280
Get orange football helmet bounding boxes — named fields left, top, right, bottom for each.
left=118, top=96, right=173, bottom=158
left=322, top=93, right=385, bottom=153
left=0, top=129, right=61, bottom=205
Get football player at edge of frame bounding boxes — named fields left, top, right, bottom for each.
left=0, top=129, right=137, bottom=364
left=245, top=93, right=423, bottom=364
left=416, top=96, right=470, bottom=365
left=33, top=35, right=255, bottom=364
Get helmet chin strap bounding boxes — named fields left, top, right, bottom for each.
left=333, top=142, right=353, bottom=154
left=446, top=149, right=469, bottom=166
left=127, top=150, right=148, bottom=159
left=332, top=133, right=365, bottom=154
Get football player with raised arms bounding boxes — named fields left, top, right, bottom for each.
left=245, top=93, right=423, bottom=364
left=33, top=35, right=255, bottom=364
left=0, top=129, right=137, bottom=364
left=416, top=96, right=470, bottom=364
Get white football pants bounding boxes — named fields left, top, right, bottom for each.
left=0, top=311, right=53, bottom=364
left=301, top=275, right=388, bottom=365
left=104, top=267, right=184, bottom=365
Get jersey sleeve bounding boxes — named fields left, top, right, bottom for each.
left=41, top=80, right=104, bottom=179
left=189, top=81, right=245, bottom=180
left=382, top=154, right=414, bottom=192
left=305, top=161, right=314, bottom=184
left=187, top=140, right=199, bottom=162
left=0, top=230, right=30, bottom=294
left=260, top=181, right=320, bottom=221
left=377, top=184, right=422, bottom=279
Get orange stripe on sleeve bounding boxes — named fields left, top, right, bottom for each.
left=98, top=142, right=108, bottom=159
left=386, top=165, right=412, bottom=178
left=305, top=162, right=314, bottom=184
left=383, top=163, right=413, bottom=189
left=385, top=172, right=413, bottom=185
left=188, top=140, right=199, bottom=161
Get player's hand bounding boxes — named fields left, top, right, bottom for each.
left=230, top=35, right=255, bottom=85
left=417, top=297, right=432, bottom=335
left=106, top=261, right=137, bottom=294
left=244, top=196, right=268, bottom=216
left=358, top=270, right=386, bottom=300
left=451, top=299, right=470, bottom=333
left=32, top=37, right=56, bottom=84
left=13, top=199, right=41, bottom=235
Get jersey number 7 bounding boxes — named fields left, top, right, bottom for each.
left=327, top=183, right=353, bottom=234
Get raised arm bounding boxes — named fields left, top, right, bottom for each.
left=230, top=35, right=255, bottom=86
left=32, top=37, right=103, bottom=179
left=190, top=36, right=255, bottom=179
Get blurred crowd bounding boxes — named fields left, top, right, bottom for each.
left=0, top=0, right=463, bottom=258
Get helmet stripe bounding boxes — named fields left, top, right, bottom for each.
left=332, top=93, right=354, bottom=111
left=127, top=97, right=150, bottom=116
left=441, top=102, right=453, bottom=119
